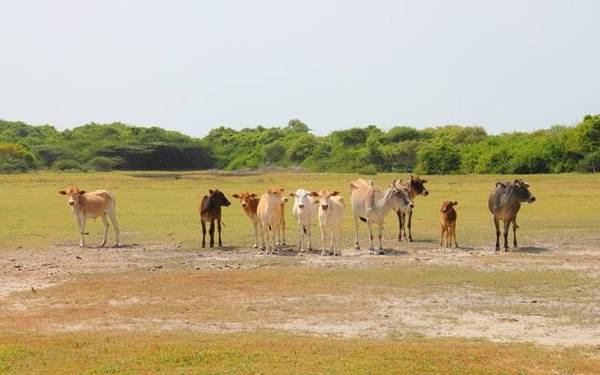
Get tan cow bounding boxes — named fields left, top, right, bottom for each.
left=59, top=186, right=120, bottom=248
left=439, top=201, right=458, bottom=248
left=232, top=192, right=261, bottom=248
left=256, top=188, right=288, bottom=254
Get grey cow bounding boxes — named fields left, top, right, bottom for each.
left=488, top=179, right=536, bottom=252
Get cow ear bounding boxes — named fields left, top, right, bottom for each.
left=453, top=201, right=458, bottom=206
left=232, top=194, right=240, bottom=198
left=422, top=179, right=428, bottom=183
left=289, top=193, right=295, bottom=197
left=331, top=191, right=340, bottom=196
left=79, top=190, right=86, bottom=195
left=250, top=193, right=258, bottom=197
left=390, top=180, right=398, bottom=188
left=280, top=188, right=285, bottom=192
left=496, top=182, right=505, bottom=188
left=209, top=189, right=214, bottom=194
left=59, top=190, right=67, bottom=195
left=310, top=191, right=319, bottom=197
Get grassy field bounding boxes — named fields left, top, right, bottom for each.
left=1, top=171, right=599, bottom=374
left=1, top=171, right=599, bottom=250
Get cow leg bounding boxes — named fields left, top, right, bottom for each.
left=209, top=220, right=215, bottom=247
left=493, top=218, right=500, bottom=251
left=307, top=224, right=313, bottom=252
left=440, top=226, right=445, bottom=247
left=258, top=224, right=266, bottom=253
left=100, top=213, right=109, bottom=247
left=446, top=226, right=452, bottom=248
left=108, top=213, right=120, bottom=247
left=329, top=228, right=334, bottom=256
left=78, top=215, right=86, bottom=248
left=281, top=218, right=286, bottom=246
left=512, top=219, right=518, bottom=248
left=367, top=222, right=375, bottom=254
left=217, top=219, right=223, bottom=247
left=377, top=223, right=384, bottom=255
left=407, top=211, right=414, bottom=242
left=396, top=210, right=403, bottom=241
left=502, top=220, right=510, bottom=252
left=320, top=225, right=327, bottom=256
left=201, top=221, right=206, bottom=247
left=353, top=215, right=361, bottom=251
left=297, top=221, right=303, bottom=252
left=253, top=221, right=259, bottom=248
left=335, top=226, right=342, bottom=256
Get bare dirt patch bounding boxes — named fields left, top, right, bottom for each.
left=1, top=237, right=599, bottom=347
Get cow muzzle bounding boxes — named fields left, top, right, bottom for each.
left=68, top=201, right=75, bottom=207
left=321, top=205, right=328, bottom=210
left=529, top=196, right=536, bottom=203
left=241, top=203, right=247, bottom=208
left=298, top=204, right=304, bottom=209
left=409, top=203, right=414, bottom=209
left=423, top=190, right=429, bottom=196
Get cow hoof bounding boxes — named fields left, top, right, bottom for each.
left=99, top=242, right=106, bottom=248
left=113, top=243, right=120, bottom=248
left=354, top=246, right=360, bottom=251
left=377, top=250, right=385, bottom=255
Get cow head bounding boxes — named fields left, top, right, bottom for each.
left=290, top=189, right=318, bottom=210
left=232, top=192, right=258, bottom=208
left=266, top=188, right=288, bottom=204
left=441, top=200, right=458, bottom=212
left=318, top=190, right=340, bottom=211
left=208, top=189, right=231, bottom=207
left=513, top=179, right=536, bottom=203
left=409, top=175, right=429, bottom=196
left=59, top=186, right=86, bottom=209
left=390, top=180, right=414, bottom=211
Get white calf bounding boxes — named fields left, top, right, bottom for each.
left=290, top=189, right=318, bottom=253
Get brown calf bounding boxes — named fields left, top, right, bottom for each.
left=199, top=189, right=231, bottom=247
left=232, top=192, right=260, bottom=248
left=59, top=185, right=120, bottom=248
left=439, top=200, right=458, bottom=248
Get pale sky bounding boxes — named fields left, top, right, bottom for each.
left=1, top=0, right=598, bottom=136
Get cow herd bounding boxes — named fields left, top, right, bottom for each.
left=58, top=176, right=536, bottom=254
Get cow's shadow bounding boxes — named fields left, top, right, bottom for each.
left=515, top=246, right=549, bottom=254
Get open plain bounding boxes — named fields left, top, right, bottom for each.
left=1, top=171, right=599, bottom=373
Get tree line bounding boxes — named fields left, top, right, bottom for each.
left=1, top=115, right=599, bottom=174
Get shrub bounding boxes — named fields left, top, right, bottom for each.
left=52, top=159, right=82, bottom=171
left=87, top=156, right=118, bottom=171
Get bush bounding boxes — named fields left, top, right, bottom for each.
left=87, top=156, right=118, bottom=171
left=0, top=142, right=37, bottom=172
left=52, top=159, right=82, bottom=171
left=357, top=164, right=378, bottom=175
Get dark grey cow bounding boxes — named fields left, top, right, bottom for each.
left=488, top=179, right=536, bottom=252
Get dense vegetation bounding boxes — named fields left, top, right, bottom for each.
left=1, top=115, right=599, bottom=174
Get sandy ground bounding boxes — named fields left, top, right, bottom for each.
left=1, top=237, right=600, bottom=348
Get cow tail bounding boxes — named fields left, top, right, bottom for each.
left=303, top=226, right=307, bottom=234
left=359, top=217, right=367, bottom=223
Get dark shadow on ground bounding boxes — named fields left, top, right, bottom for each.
left=515, top=246, right=549, bottom=254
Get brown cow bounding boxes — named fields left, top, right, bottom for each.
left=199, top=189, right=231, bottom=247
left=440, top=201, right=458, bottom=248
left=396, top=175, right=429, bottom=242
left=488, top=179, right=536, bottom=252
left=59, top=186, right=120, bottom=248
left=232, top=192, right=260, bottom=248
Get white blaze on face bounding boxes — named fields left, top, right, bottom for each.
left=293, top=189, right=312, bottom=210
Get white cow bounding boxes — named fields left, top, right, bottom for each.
left=349, top=179, right=413, bottom=254
left=290, top=189, right=318, bottom=253
left=317, top=190, right=345, bottom=256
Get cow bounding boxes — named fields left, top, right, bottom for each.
left=440, top=200, right=458, bottom=248
left=290, top=189, right=319, bottom=253
left=395, top=175, right=429, bottom=242
left=488, top=179, right=536, bottom=252
left=59, top=186, right=120, bottom=248
left=317, top=189, right=345, bottom=256
left=231, top=192, right=261, bottom=248
left=199, top=189, right=231, bottom=247
left=349, top=178, right=414, bottom=254
left=257, top=188, right=288, bottom=254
